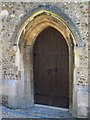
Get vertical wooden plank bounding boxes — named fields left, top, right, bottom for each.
left=33, top=27, right=69, bottom=108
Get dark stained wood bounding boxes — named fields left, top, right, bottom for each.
left=33, top=27, right=69, bottom=108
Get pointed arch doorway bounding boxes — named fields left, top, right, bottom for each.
left=33, top=26, right=69, bottom=108
left=14, top=5, right=83, bottom=117
left=15, top=10, right=75, bottom=111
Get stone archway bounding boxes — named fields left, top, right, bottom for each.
left=14, top=6, right=83, bottom=117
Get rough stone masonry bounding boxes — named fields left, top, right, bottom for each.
left=0, top=2, right=89, bottom=118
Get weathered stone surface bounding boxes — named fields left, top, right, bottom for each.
left=0, top=2, right=89, bottom=118
left=1, top=2, right=88, bottom=84
left=0, top=79, right=18, bottom=108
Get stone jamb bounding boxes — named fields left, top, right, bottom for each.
left=14, top=10, right=83, bottom=118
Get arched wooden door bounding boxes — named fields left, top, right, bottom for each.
left=33, top=27, right=69, bottom=108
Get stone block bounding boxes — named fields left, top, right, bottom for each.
left=77, top=106, right=88, bottom=118
left=0, top=80, right=18, bottom=108
left=77, top=86, right=88, bottom=118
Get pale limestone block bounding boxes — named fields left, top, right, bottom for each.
left=7, top=80, right=18, bottom=108
left=78, top=106, right=88, bottom=118
left=74, top=48, right=80, bottom=67
left=77, top=86, right=88, bottom=118
left=0, top=80, right=8, bottom=96
left=15, top=48, right=21, bottom=70
left=0, top=10, right=9, bottom=16
left=7, top=80, right=17, bottom=97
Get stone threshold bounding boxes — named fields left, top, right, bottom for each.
left=35, top=104, right=69, bottom=111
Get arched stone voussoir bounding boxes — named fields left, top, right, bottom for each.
left=13, top=4, right=84, bottom=48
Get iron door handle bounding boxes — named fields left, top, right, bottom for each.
left=47, top=68, right=52, bottom=73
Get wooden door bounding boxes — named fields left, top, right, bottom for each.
left=33, top=27, right=69, bottom=108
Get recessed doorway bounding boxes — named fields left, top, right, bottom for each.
left=33, top=27, right=69, bottom=108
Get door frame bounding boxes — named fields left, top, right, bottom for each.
left=14, top=5, right=83, bottom=117
left=33, top=26, right=70, bottom=108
